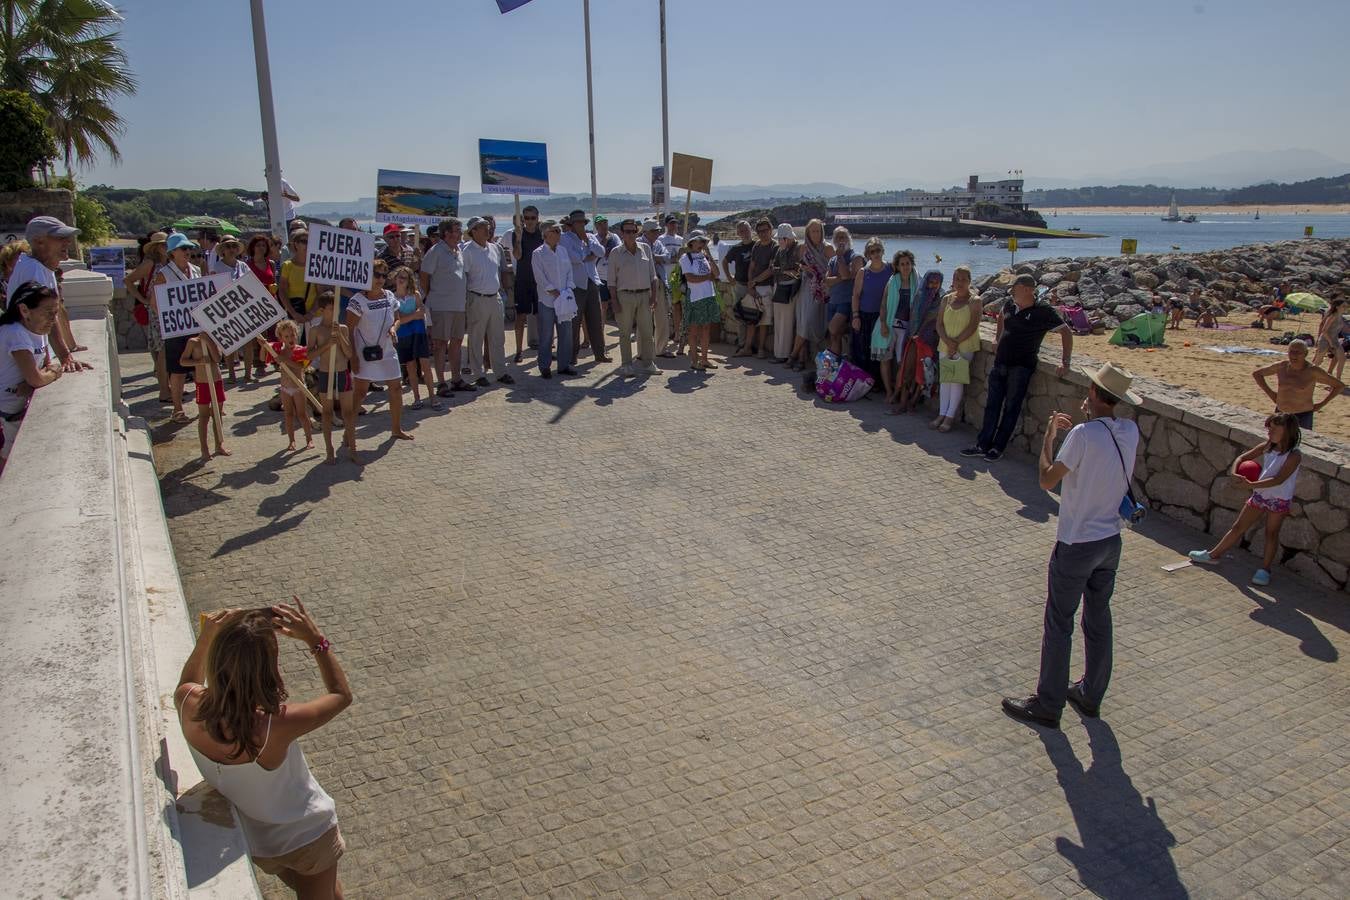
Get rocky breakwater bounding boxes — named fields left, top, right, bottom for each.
left=973, top=237, right=1350, bottom=329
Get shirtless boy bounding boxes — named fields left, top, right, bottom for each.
left=307, top=292, right=359, bottom=464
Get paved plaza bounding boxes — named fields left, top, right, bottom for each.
left=127, top=342, right=1349, bottom=899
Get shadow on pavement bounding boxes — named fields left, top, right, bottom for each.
left=212, top=510, right=310, bottom=558
left=1039, top=720, right=1189, bottom=900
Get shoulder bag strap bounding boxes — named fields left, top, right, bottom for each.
left=1092, top=419, right=1137, bottom=503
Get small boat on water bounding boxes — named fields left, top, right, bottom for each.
left=968, top=235, right=997, bottom=245
left=998, top=238, right=1039, bottom=249
left=1254, top=209, right=1261, bottom=220
left=1162, top=192, right=1183, bottom=222
left=1182, top=214, right=1198, bottom=223
left=1067, top=227, right=1081, bottom=232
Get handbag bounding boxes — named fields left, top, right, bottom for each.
left=362, top=345, right=384, bottom=362
left=938, top=354, right=970, bottom=385
left=772, top=282, right=797, bottom=304
left=1094, top=420, right=1146, bottom=525
left=734, top=297, right=763, bottom=324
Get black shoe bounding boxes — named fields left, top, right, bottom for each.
left=369, top=383, right=385, bottom=392
left=1001, top=696, right=1059, bottom=729
left=497, top=374, right=515, bottom=385
left=474, top=377, right=489, bottom=387
left=437, top=385, right=454, bottom=398
left=1066, top=683, right=1100, bottom=718
left=452, top=380, right=476, bottom=392
left=540, top=369, right=552, bottom=379
left=960, top=445, right=987, bottom=458
left=984, top=449, right=1003, bottom=461
left=559, top=367, right=578, bottom=377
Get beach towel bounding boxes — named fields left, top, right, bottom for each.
left=815, top=350, right=873, bottom=403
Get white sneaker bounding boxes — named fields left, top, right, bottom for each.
left=618, top=364, right=634, bottom=377
left=640, top=362, right=662, bottom=375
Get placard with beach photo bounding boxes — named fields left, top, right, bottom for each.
left=375, top=169, right=461, bottom=225
left=478, top=139, right=550, bottom=196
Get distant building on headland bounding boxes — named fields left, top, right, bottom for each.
left=828, top=175, right=1042, bottom=236
left=833, top=175, right=1025, bottom=222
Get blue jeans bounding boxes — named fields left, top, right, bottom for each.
left=1036, top=535, right=1121, bottom=715
left=537, top=302, right=573, bottom=373
left=976, top=362, right=1035, bottom=452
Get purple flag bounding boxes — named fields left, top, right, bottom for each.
left=495, top=0, right=533, bottom=12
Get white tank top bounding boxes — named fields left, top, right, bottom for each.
left=1253, top=448, right=1298, bottom=503
left=180, top=691, right=337, bottom=858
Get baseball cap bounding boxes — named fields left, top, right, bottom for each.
left=383, top=223, right=402, bottom=236
left=593, top=214, right=608, bottom=224
left=166, top=233, right=198, bottom=252
left=564, top=209, right=589, bottom=225
left=465, top=216, right=489, bottom=232
left=663, top=214, right=678, bottom=224
left=25, top=215, right=78, bottom=241
left=641, top=219, right=660, bottom=232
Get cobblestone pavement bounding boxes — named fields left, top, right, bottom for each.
left=126, top=341, right=1349, bottom=900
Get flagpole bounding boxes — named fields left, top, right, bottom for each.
left=659, top=0, right=669, bottom=220
left=584, top=0, right=598, bottom=220
left=249, top=0, right=286, bottom=242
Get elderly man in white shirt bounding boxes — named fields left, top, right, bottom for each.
left=530, top=219, right=577, bottom=379
left=7, top=215, right=86, bottom=372
left=461, top=216, right=514, bottom=386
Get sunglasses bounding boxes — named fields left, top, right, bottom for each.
left=523, top=215, right=538, bottom=221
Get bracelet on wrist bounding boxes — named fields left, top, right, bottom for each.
left=311, top=637, right=331, bottom=655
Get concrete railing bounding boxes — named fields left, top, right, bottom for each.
left=0, top=271, right=260, bottom=898
left=960, top=322, right=1350, bottom=591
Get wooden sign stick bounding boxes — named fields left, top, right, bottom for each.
left=206, top=344, right=225, bottom=449
left=683, top=167, right=693, bottom=235
left=326, top=295, right=339, bottom=405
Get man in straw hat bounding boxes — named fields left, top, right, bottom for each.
left=1002, top=362, right=1141, bottom=729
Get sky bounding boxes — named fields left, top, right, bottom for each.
left=84, top=0, right=1350, bottom=200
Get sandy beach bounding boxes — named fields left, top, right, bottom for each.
left=1067, top=319, right=1350, bottom=442
left=1049, top=203, right=1350, bottom=216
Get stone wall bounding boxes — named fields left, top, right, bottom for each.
left=961, top=324, right=1350, bottom=591
left=0, top=187, right=74, bottom=243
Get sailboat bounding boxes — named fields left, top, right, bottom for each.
left=1254, top=209, right=1261, bottom=220
left=1161, top=192, right=1182, bottom=222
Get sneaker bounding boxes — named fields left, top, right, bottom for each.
left=475, top=377, right=489, bottom=387
left=437, top=385, right=455, bottom=398
left=983, top=449, right=1002, bottom=461
left=1187, top=550, right=1217, bottom=564
left=1252, top=568, right=1271, bottom=586
left=639, top=362, right=662, bottom=376
left=497, top=374, right=515, bottom=385
left=618, top=364, right=634, bottom=377
left=960, top=445, right=986, bottom=458
left=452, top=380, right=476, bottom=393
left=410, top=399, right=425, bottom=410
left=369, top=383, right=385, bottom=392
left=430, top=398, right=442, bottom=410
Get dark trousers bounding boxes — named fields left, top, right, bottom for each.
left=572, top=281, right=605, bottom=360
left=976, top=362, right=1035, bottom=452
left=1035, top=534, right=1121, bottom=715
left=850, top=310, right=880, bottom=379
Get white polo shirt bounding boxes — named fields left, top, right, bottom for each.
left=460, top=240, right=501, bottom=296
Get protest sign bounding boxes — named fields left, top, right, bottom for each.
left=155, top=272, right=232, bottom=339
left=88, top=246, right=125, bottom=283
left=376, top=169, right=461, bottom=226
left=192, top=269, right=287, bottom=355
left=651, top=165, right=666, bottom=207
left=479, top=139, right=550, bottom=196
left=304, top=222, right=375, bottom=290
left=670, top=153, right=713, bottom=194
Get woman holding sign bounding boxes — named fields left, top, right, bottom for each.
left=153, top=233, right=202, bottom=424
left=346, top=260, right=412, bottom=441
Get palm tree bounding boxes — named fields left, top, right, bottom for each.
left=0, top=0, right=136, bottom=177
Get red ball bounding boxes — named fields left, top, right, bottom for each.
left=1237, top=460, right=1262, bottom=482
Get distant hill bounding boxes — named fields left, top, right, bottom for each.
left=1025, top=172, right=1350, bottom=207
left=1098, top=149, right=1350, bottom=189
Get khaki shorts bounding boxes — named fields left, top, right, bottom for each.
left=428, top=309, right=466, bottom=343
left=252, top=824, right=345, bottom=877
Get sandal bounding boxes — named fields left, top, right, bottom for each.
left=170, top=411, right=191, bottom=424
left=411, top=399, right=425, bottom=410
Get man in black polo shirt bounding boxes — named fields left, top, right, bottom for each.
left=722, top=220, right=755, bottom=353
left=962, top=274, right=1072, bottom=461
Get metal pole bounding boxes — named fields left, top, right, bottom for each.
left=249, top=0, right=286, bottom=242
left=584, top=0, right=598, bottom=220
left=659, top=0, right=669, bottom=219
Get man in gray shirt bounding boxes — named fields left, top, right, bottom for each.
left=419, top=218, right=472, bottom=394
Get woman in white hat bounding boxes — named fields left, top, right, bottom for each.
left=679, top=232, right=721, bottom=371
left=126, top=231, right=170, bottom=400
left=770, top=223, right=801, bottom=363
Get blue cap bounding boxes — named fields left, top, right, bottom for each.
left=167, top=233, right=198, bottom=253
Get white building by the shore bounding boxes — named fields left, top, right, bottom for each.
left=832, top=175, right=1026, bottom=220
